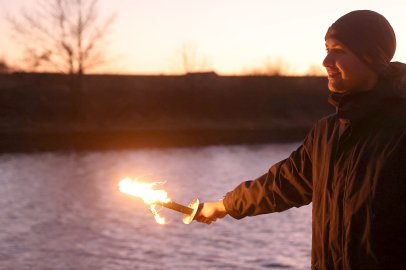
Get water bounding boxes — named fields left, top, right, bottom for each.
left=0, top=144, right=311, bottom=270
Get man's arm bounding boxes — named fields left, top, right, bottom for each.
left=195, top=129, right=315, bottom=224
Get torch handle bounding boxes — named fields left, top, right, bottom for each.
left=160, top=201, right=194, bottom=215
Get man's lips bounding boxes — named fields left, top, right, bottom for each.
left=326, top=69, right=341, bottom=78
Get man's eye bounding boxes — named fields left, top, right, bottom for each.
left=326, top=48, right=344, bottom=54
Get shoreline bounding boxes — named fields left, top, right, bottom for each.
left=0, top=126, right=309, bottom=153
left=0, top=72, right=331, bottom=153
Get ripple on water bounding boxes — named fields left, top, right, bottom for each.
left=0, top=144, right=311, bottom=270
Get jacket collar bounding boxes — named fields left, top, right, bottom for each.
left=328, top=62, right=406, bottom=122
left=328, top=72, right=406, bottom=124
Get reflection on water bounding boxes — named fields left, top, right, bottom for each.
left=0, top=144, right=311, bottom=270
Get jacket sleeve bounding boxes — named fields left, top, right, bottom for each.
left=223, top=129, right=314, bottom=219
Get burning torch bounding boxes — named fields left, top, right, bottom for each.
left=118, top=178, right=200, bottom=224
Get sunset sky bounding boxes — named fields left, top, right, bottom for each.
left=1, top=0, right=405, bottom=75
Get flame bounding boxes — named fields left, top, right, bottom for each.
left=118, top=177, right=171, bottom=224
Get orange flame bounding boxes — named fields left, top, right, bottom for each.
left=118, top=177, right=171, bottom=224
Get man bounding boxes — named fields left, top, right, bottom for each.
left=194, top=10, right=406, bottom=270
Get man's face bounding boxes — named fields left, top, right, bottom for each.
left=323, top=38, right=377, bottom=93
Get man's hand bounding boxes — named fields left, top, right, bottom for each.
left=194, top=200, right=228, bottom=224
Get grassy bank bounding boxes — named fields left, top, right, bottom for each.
left=0, top=72, right=333, bottom=152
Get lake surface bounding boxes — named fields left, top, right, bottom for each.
left=0, top=144, right=311, bottom=270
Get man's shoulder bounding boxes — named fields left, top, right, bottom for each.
left=314, top=113, right=338, bottom=129
left=304, top=113, right=338, bottom=142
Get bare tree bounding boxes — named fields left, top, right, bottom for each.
left=306, top=64, right=326, bottom=76
left=179, top=42, right=211, bottom=74
left=8, top=0, right=116, bottom=116
left=0, top=58, right=10, bottom=73
left=244, top=57, right=290, bottom=76
left=8, top=0, right=115, bottom=75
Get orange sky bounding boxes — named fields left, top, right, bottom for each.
left=1, top=0, right=405, bottom=75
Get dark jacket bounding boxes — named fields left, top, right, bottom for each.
left=223, top=66, right=406, bottom=270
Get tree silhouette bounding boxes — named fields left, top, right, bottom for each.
left=8, top=0, right=116, bottom=116
left=178, top=42, right=211, bottom=74
left=8, top=0, right=115, bottom=75
left=244, top=57, right=290, bottom=76
left=0, top=58, right=10, bottom=73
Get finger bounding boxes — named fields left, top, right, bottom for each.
left=200, top=218, right=211, bottom=224
left=196, top=217, right=205, bottom=223
left=194, top=216, right=204, bottom=222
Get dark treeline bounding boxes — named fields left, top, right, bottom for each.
left=0, top=72, right=333, bottom=152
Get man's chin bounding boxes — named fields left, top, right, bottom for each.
left=328, top=82, right=348, bottom=93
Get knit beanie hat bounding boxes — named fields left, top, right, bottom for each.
left=325, top=10, right=396, bottom=76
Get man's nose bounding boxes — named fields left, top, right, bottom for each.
left=322, top=54, right=334, bottom=68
